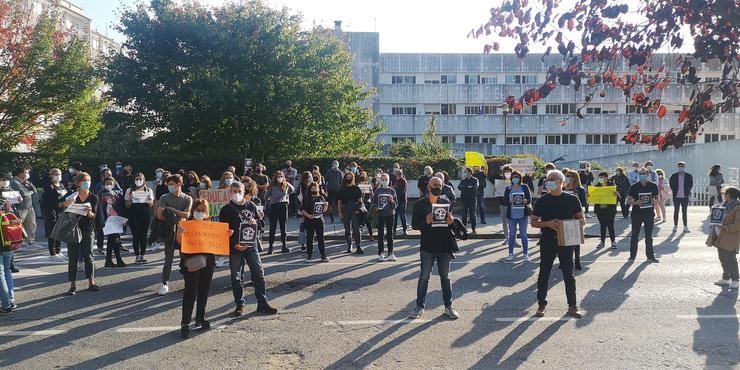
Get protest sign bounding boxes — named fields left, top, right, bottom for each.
left=1, top=191, right=21, bottom=205
left=587, top=186, right=618, bottom=205
left=710, top=205, right=726, bottom=225
left=131, top=190, right=151, bottom=204
left=359, top=184, right=372, bottom=194
left=432, top=203, right=449, bottom=228
left=103, top=216, right=128, bottom=235
left=65, top=203, right=91, bottom=216
left=638, top=192, right=653, bottom=209
left=494, top=179, right=509, bottom=197
left=199, top=189, right=230, bottom=221
left=556, top=219, right=585, bottom=246
left=511, top=158, right=535, bottom=174
left=179, top=220, right=230, bottom=255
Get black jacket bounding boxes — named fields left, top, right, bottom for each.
left=669, top=172, right=693, bottom=197
left=458, top=177, right=479, bottom=203
left=412, top=197, right=454, bottom=254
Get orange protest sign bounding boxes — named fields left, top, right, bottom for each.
left=179, top=220, right=230, bottom=255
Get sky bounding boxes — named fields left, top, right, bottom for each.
left=72, top=0, right=692, bottom=54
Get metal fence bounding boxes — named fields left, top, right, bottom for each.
left=689, top=168, right=739, bottom=207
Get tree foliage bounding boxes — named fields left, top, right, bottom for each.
left=104, top=0, right=380, bottom=160
left=0, top=1, right=103, bottom=154
left=472, top=0, right=739, bottom=150
left=388, top=115, right=453, bottom=159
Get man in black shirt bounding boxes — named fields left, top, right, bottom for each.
left=409, top=177, right=459, bottom=320
left=627, top=168, right=660, bottom=263
left=417, top=166, right=433, bottom=198
left=472, top=166, right=488, bottom=223
left=531, top=169, right=584, bottom=319
left=458, top=167, right=479, bottom=234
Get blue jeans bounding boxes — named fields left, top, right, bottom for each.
left=416, top=250, right=453, bottom=308
left=507, top=217, right=529, bottom=255
left=0, top=251, right=14, bottom=309
left=229, top=248, right=268, bottom=307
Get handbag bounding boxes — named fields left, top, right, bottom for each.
left=50, top=212, right=83, bottom=244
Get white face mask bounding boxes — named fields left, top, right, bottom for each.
left=104, top=185, right=114, bottom=191
left=332, top=163, right=339, bottom=169
left=193, top=211, right=207, bottom=220
left=224, top=178, right=234, bottom=186
left=155, top=172, right=163, bottom=179
left=461, top=173, right=468, bottom=179
left=232, top=193, right=244, bottom=203
left=504, top=172, right=511, bottom=179
left=277, top=177, right=284, bottom=183
left=380, top=179, right=389, bottom=187
left=135, top=179, right=144, bottom=187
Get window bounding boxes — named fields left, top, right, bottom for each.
left=424, top=110, right=440, bottom=115
left=483, top=105, right=497, bottom=115
left=424, top=79, right=440, bottom=84
left=481, top=136, right=496, bottom=144
left=391, top=107, right=416, bottom=115
left=464, top=75, right=481, bottom=84
left=720, top=134, right=736, bottom=141
left=506, top=136, right=537, bottom=145
left=587, top=134, right=617, bottom=144
left=464, top=135, right=480, bottom=144
left=546, top=104, right=561, bottom=114
left=514, top=105, right=538, bottom=114
left=586, top=107, right=601, bottom=114
left=626, top=105, right=648, bottom=114
left=506, top=137, right=521, bottom=145
left=706, top=77, right=721, bottom=83
left=545, top=104, right=575, bottom=114
left=546, top=135, right=561, bottom=145
left=441, top=135, right=456, bottom=144
left=505, top=75, right=537, bottom=84
left=391, top=75, right=416, bottom=84
left=481, top=76, right=497, bottom=84
left=92, top=39, right=99, bottom=50
left=464, top=106, right=482, bottom=115
left=441, top=75, right=457, bottom=84
left=586, top=134, right=601, bottom=144
left=441, top=104, right=456, bottom=115
left=704, top=134, right=719, bottom=143
left=522, top=136, right=537, bottom=144
left=562, top=134, right=577, bottom=144
left=391, top=136, right=416, bottom=143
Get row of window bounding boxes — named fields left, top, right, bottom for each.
left=704, top=134, right=736, bottom=143
left=390, top=134, right=620, bottom=145
left=392, top=74, right=538, bottom=85
left=390, top=104, right=708, bottom=115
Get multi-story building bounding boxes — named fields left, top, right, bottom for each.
left=337, top=24, right=739, bottom=164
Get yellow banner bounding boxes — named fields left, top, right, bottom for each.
left=179, top=220, right=230, bottom=255
left=465, top=151, right=487, bottom=172
left=588, top=185, right=618, bottom=205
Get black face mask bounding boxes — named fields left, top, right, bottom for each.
left=430, top=187, right=442, bottom=196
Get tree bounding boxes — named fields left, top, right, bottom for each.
left=472, top=0, right=738, bottom=150
left=0, top=1, right=104, bottom=154
left=388, top=115, right=453, bottom=159
left=104, top=0, right=381, bottom=160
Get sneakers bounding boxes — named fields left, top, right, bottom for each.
left=377, top=254, right=386, bottom=262
left=523, top=254, right=530, bottom=263
left=304, top=258, right=312, bottom=264
left=96, top=249, right=105, bottom=255
left=683, top=227, right=690, bottom=233
left=320, top=256, right=331, bottom=262
left=655, top=216, right=662, bottom=222
left=233, top=306, right=244, bottom=317
left=585, top=213, right=593, bottom=219
left=256, top=303, right=278, bottom=315
left=672, top=226, right=678, bottom=232
left=281, top=246, right=290, bottom=254
left=715, top=279, right=731, bottom=286
left=444, top=306, right=460, bottom=320
left=535, top=303, right=546, bottom=317
left=596, top=242, right=604, bottom=249
left=648, top=258, right=660, bottom=263
left=51, top=254, right=67, bottom=262
left=195, top=319, right=211, bottom=330
left=731, top=281, right=739, bottom=289
left=180, top=325, right=190, bottom=339
left=610, top=240, right=617, bottom=250
left=387, top=253, right=397, bottom=262
left=0, top=307, right=12, bottom=314
left=409, top=306, right=424, bottom=319
left=505, top=254, right=514, bottom=263
left=567, top=305, right=583, bottom=319
left=215, top=257, right=225, bottom=268
left=354, top=246, right=364, bottom=255
left=158, top=283, right=169, bottom=295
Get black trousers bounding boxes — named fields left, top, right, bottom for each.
left=129, top=214, right=151, bottom=257
left=181, top=259, right=215, bottom=325
left=673, top=197, right=689, bottom=227
left=460, top=200, right=476, bottom=231
left=376, top=215, right=394, bottom=255
left=304, top=218, right=326, bottom=259
left=68, top=231, right=95, bottom=281
left=537, top=242, right=576, bottom=306
left=44, top=212, right=61, bottom=256
left=596, top=212, right=616, bottom=243
left=630, top=213, right=655, bottom=259
left=268, top=202, right=288, bottom=246
left=105, top=233, right=124, bottom=262
left=619, top=195, right=630, bottom=218
left=394, top=200, right=408, bottom=232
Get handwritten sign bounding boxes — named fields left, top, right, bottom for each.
left=556, top=219, right=585, bottom=246
left=65, top=203, right=91, bottom=216
left=131, top=190, right=151, bottom=204
left=494, top=179, right=509, bottom=197
left=179, top=220, right=230, bottom=255
left=1, top=191, right=21, bottom=205
left=511, top=158, right=535, bottom=174
left=587, top=185, right=618, bottom=205
left=199, top=189, right=230, bottom=221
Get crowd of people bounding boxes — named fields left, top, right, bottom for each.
left=0, top=159, right=737, bottom=339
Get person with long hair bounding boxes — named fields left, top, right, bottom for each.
left=339, top=172, right=364, bottom=254
left=502, top=171, right=532, bottom=263
left=708, top=164, right=724, bottom=209
left=594, top=171, right=618, bottom=249
left=63, top=172, right=100, bottom=295
left=266, top=171, right=294, bottom=254
left=564, top=170, right=587, bottom=270
left=125, top=173, right=154, bottom=264
left=654, top=169, right=672, bottom=222
left=357, top=171, right=375, bottom=241
left=300, top=181, right=330, bottom=262
left=179, top=198, right=216, bottom=339
left=42, top=168, right=68, bottom=261
left=706, top=186, right=740, bottom=289
left=217, top=171, right=236, bottom=190
left=297, top=171, right=313, bottom=251
left=183, top=171, right=201, bottom=198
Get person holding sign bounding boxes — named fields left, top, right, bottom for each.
left=156, top=174, right=193, bottom=296
left=531, top=170, right=584, bottom=319
left=179, top=199, right=216, bottom=339
left=564, top=170, right=587, bottom=270
left=219, top=181, right=277, bottom=317
left=705, top=186, right=740, bottom=288
left=593, top=172, right=619, bottom=249
left=372, top=173, right=397, bottom=262
left=627, top=168, right=660, bottom=263
left=409, top=177, right=459, bottom=320
left=339, top=172, right=364, bottom=254
left=97, top=177, right=127, bottom=268
left=63, top=172, right=100, bottom=296
left=300, top=182, right=329, bottom=263
left=502, top=171, right=532, bottom=263
left=125, top=173, right=154, bottom=264
left=494, top=165, right=513, bottom=244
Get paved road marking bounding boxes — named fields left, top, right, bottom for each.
left=0, top=330, right=67, bottom=336
left=676, top=315, right=740, bottom=319
left=495, top=317, right=579, bottom=322
left=323, top=319, right=431, bottom=326
left=115, top=326, right=183, bottom=333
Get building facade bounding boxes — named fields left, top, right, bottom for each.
left=338, top=26, right=739, bottom=163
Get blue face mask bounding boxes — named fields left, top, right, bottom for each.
left=168, top=185, right=178, bottom=193
left=639, top=174, right=648, bottom=182
left=678, top=167, right=685, bottom=173
left=511, top=177, right=521, bottom=185
left=79, top=181, right=91, bottom=190
left=546, top=181, right=558, bottom=191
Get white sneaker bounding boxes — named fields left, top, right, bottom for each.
left=731, top=281, right=739, bottom=289
left=505, top=254, right=514, bottom=263
left=444, top=306, right=460, bottom=320
left=149, top=243, right=161, bottom=251
left=585, top=214, right=593, bottom=218
left=387, top=253, right=397, bottom=262
left=409, top=306, right=424, bottom=319
left=377, top=255, right=386, bottom=262
left=304, top=258, right=312, bottom=264
left=320, top=256, right=331, bottom=262
left=523, top=254, right=530, bottom=263
left=158, top=284, right=169, bottom=295
left=714, top=279, right=731, bottom=286
left=672, top=226, right=678, bottom=232
left=55, top=253, right=67, bottom=261
left=683, top=227, right=690, bottom=233
left=596, top=242, right=604, bottom=249
left=215, top=257, right=225, bottom=268
left=610, top=240, right=617, bottom=249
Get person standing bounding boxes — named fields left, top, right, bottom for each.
left=627, top=168, right=660, bottom=263
left=41, top=168, right=68, bottom=260
left=266, top=171, right=294, bottom=254
left=373, top=173, right=397, bottom=262
left=531, top=170, right=584, bottom=319
left=339, top=172, right=364, bottom=254
left=156, top=174, right=193, bottom=295
left=593, top=172, right=618, bottom=249
left=495, top=165, right=513, bottom=244
left=473, top=166, right=488, bottom=224
left=669, top=162, right=693, bottom=232
left=654, top=169, right=672, bottom=222
left=537, top=163, right=557, bottom=197
left=10, top=168, right=37, bottom=247
left=578, top=163, right=594, bottom=218
left=645, top=161, right=659, bottom=183
left=409, top=176, right=459, bottom=320
left=418, top=166, right=433, bottom=198
left=612, top=167, right=631, bottom=218
left=627, top=162, right=640, bottom=186
left=62, top=161, right=82, bottom=192
left=564, top=170, right=587, bottom=270
left=393, top=169, right=409, bottom=236
left=0, top=194, right=16, bottom=313
left=125, top=173, right=154, bottom=264
left=63, top=172, right=100, bottom=296
left=705, top=186, right=740, bottom=288
left=502, top=171, right=532, bottom=262
left=179, top=199, right=216, bottom=339
left=708, top=164, right=724, bottom=209
left=326, top=161, right=343, bottom=223
left=300, top=182, right=330, bottom=263
left=251, top=164, right=270, bottom=207
left=283, top=160, right=300, bottom=217
left=357, top=172, right=375, bottom=241
left=98, top=177, right=127, bottom=268
left=219, top=181, right=277, bottom=317
left=458, top=168, right=479, bottom=235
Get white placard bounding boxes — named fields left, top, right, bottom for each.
left=358, top=184, right=372, bottom=194
left=256, top=205, right=264, bottom=213
left=65, top=203, right=91, bottom=216
left=1, top=191, right=21, bottom=205
left=131, top=191, right=151, bottom=204
left=638, top=192, right=653, bottom=209
left=431, top=203, right=449, bottom=228
left=494, top=179, right=509, bottom=197
left=511, top=158, right=535, bottom=174
left=560, top=219, right=583, bottom=246
left=103, top=216, right=128, bottom=235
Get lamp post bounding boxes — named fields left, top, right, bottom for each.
left=502, top=104, right=510, bottom=155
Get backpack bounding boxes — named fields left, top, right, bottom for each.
left=0, top=212, right=24, bottom=251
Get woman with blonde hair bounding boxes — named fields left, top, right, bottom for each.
left=218, top=171, right=236, bottom=190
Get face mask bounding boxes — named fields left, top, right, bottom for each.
left=511, top=177, right=520, bottom=185
left=678, top=167, right=685, bottom=173
left=461, top=173, right=468, bottom=179
left=332, top=163, right=339, bottom=169
left=639, top=174, right=648, bottom=182
left=351, top=167, right=358, bottom=173
left=277, top=177, right=284, bottom=184
left=425, top=171, right=432, bottom=176
left=155, top=172, right=163, bottom=179
left=104, top=184, right=114, bottom=191
left=80, top=181, right=91, bottom=190
left=546, top=181, right=558, bottom=191
left=224, top=178, right=234, bottom=186
left=633, top=167, right=639, bottom=171
left=193, top=211, right=207, bottom=220
left=51, top=175, right=61, bottom=183
left=565, top=177, right=572, bottom=184
left=599, top=178, right=608, bottom=184
left=0, top=180, right=9, bottom=188
left=504, top=172, right=511, bottom=179
left=168, top=185, right=178, bottom=193
left=658, top=175, right=664, bottom=179
left=135, top=179, right=144, bottom=187
left=116, top=165, right=123, bottom=170
left=232, top=193, right=244, bottom=203
left=380, top=180, right=389, bottom=187
left=430, top=187, right=442, bottom=196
